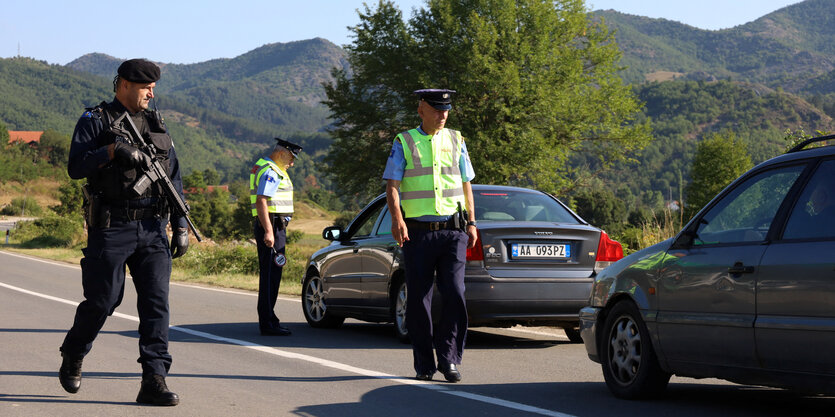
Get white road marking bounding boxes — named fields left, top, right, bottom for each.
left=0, top=277, right=575, bottom=417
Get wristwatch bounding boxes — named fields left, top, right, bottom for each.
left=466, top=220, right=477, bottom=227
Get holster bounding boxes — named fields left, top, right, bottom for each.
left=82, top=184, right=110, bottom=228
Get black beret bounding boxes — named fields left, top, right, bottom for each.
left=117, top=59, right=160, bottom=83
left=275, top=138, right=303, bottom=156
left=414, top=89, right=456, bottom=110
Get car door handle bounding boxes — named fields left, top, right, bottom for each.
left=728, top=263, right=755, bottom=274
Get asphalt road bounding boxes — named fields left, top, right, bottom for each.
left=1, top=249, right=831, bottom=416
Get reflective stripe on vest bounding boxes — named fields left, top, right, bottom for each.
left=250, top=158, right=293, bottom=216
left=398, top=128, right=465, bottom=217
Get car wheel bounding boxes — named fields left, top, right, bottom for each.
left=302, top=273, right=344, bottom=328
left=563, top=325, right=583, bottom=343
left=392, top=278, right=409, bottom=343
left=600, top=301, right=670, bottom=399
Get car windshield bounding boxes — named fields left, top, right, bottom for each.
left=473, top=189, right=579, bottom=223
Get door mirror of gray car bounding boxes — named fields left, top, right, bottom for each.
left=323, top=226, right=343, bottom=241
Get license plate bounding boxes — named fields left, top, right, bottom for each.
left=511, top=243, right=570, bottom=259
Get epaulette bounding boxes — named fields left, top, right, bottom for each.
left=81, top=101, right=109, bottom=120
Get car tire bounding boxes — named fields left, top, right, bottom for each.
left=302, top=273, right=344, bottom=328
left=600, top=301, right=670, bottom=399
left=563, top=325, right=583, bottom=343
left=392, top=278, right=410, bottom=343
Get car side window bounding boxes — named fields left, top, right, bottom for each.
left=352, top=204, right=385, bottom=238
left=783, top=160, right=835, bottom=240
left=376, top=207, right=392, bottom=236
left=694, top=165, right=804, bottom=246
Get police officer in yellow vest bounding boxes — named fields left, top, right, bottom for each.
left=250, top=138, right=302, bottom=336
left=384, top=89, right=477, bottom=382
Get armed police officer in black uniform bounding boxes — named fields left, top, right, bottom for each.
left=59, top=59, right=189, bottom=406
left=384, top=89, right=477, bottom=383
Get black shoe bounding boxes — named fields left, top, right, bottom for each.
left=59, top=353, right=83, bottom=394
left=260, top=325, right=292, bottom=336
left=438, top=363, right=462, bottom=383
left=136, top=374, right=179, bottom=406
left=415, top=373, right=434, bottom=381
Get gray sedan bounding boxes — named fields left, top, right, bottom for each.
left=581, top=137, right=835, bottom=398
left=301, top=184, right=623, bottom=342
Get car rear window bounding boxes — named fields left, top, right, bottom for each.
left=473, top=190, right=579, bottom=223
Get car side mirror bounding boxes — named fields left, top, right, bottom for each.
left=322, top=226, right=343, bottom=241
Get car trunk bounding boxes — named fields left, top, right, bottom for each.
left=473, top=222, right=601, bottom=279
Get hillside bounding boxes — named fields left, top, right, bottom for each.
left=67, top=38, right=347, bottom=133
left=594, top=0, right=835, bottom=94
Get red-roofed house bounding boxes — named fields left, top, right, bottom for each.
left=8, top=131, right=43, bottom=145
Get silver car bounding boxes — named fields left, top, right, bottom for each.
left=581, top=137, right=835, bottom=398
left=301, top=184, right=624, bottom=342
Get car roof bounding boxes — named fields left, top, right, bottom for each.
left=753, top=142, right=835, bottom=170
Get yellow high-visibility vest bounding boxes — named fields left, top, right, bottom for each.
left=249, top=158, right=293, bottom=216
left=398, top=128, right=465, bottom=217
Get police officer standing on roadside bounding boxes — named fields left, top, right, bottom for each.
left=59, top=58, right=189, bottom=406
left=250, top=138, right=302, bottom=336
left=384, top=89, right=477, bottom=382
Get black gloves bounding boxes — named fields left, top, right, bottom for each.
left=113, top=142, right=151, bottom=168
left=171, top=227, right=189, bottom=259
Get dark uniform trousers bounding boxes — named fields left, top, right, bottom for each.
left=60, top=218, right=173, bottom=377
left=254, top=217, right=287, bottom=329
left=403, top=227, right=469, bottom=374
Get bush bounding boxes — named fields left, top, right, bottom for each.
left=287, top=230, right=304, bottom=244
left=15, top=215, right=84, bottom=248
left=1, top=197, right=43, bottom=216
left=174, top=243, right=259, bottom=275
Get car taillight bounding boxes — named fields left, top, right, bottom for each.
left=466, top=230, right=484, bottom=262
left=594, top=231, right=623, bottom=273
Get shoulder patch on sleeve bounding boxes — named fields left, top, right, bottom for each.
left=81, top=111, right=93, bottom=119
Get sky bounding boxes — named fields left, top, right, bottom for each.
left=1, top=0, right=804, bottom=66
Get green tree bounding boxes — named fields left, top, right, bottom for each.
left=203, top=168, right=220, bottom=185
left=684, top=131, right=753, bottom=219
left=53, top=176, right=84, bottom=217
left=0, top=120, right=9, bottom=143
left=323, top=0, right=651, bottom=200
left=39, top=129, right=71, bottom=166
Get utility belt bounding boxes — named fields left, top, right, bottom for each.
left=82, top=184, right=166, bottom=228
left=405, top=217, right=463, bottom=232
left=257, top=213, right=292, bottom=231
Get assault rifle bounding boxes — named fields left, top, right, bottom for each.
left=111, top=112, right=203, bottom=242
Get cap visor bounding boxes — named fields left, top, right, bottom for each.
left=430, top=103, right=452, bottom=110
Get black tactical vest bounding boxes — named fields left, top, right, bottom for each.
left=87, top=101, right=173, bottom=203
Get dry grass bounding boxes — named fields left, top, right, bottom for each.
left=639, top=209, right=684, bottom=248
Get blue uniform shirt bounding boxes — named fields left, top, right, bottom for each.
left=256, top=158, right=282, bottom=197
left=68, top=98, right=189, bottom=229
left=383, top=126, right=476, bottom=221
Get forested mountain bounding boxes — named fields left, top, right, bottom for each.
left=594, top=0, right=835, bottom=93
left=67, top=38, right=347, bottom=133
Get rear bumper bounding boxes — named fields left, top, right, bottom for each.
left=579, top=306, right=601, bottom=363
left=462, top=276, right=593, bottom=327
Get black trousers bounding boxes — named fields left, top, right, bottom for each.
left=403, top=227, right=468, bottom=374
left=61, top=218, right=173, bottom=377
left=254, top=219, right=287, bottom=329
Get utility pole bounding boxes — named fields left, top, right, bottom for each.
left=20, top=165, right=26, bottom=217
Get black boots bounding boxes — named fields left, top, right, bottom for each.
left=59, top=353, right=83, bottom=393
left=136, top=374, right=179, bottom=406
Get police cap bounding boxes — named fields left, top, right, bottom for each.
left=414, top=89, right=456, bottom=110
left=275, top=138, right=303, bottom=157
left=117, top=59, right=160, bottom=83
